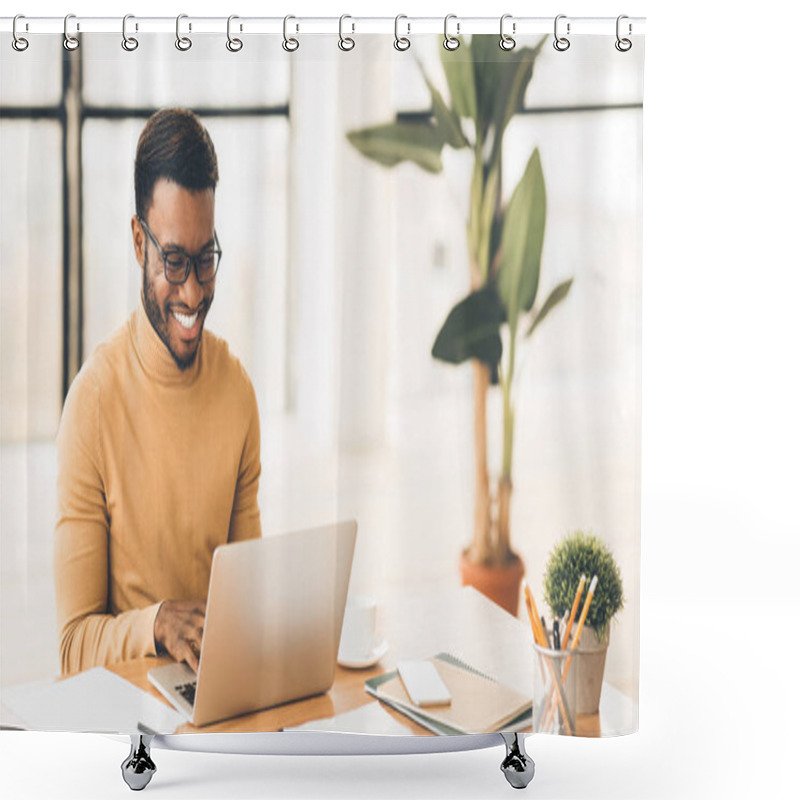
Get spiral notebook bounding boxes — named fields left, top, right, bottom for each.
left=365, top=652, right=532, bottom=735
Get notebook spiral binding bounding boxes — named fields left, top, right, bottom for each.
left=438, top=652, right=499, bottom=684
left=7, top=14, right=638, bottom=54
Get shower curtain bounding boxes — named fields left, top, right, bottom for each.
left=0, top=18, right=644, bottom=739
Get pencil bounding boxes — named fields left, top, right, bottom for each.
left=522, top=580, right=546, bottom=646
left=569, top=575, right=598, bottom=651
left=523, top=583, right=549, bottom=685
left=561, top=574, right=586, bottom=650
left=524, top=581, right=574, bottom=735
left=543, top=575, right=599, bottom=730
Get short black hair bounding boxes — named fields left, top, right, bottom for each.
left=134, top=107, right=219, bottom=221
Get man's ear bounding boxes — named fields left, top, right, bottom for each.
left=131, top=215, right=145, bottom=270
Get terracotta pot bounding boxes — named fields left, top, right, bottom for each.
left=459, top=552, right=525, bottom=616
left=573, top=627, right=609, bottom=714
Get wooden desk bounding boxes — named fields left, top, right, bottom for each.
left=109, top=657, right=432, bottom=735
left=105, top=587, right=634, bottom=737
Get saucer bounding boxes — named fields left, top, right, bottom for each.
left=337, top=636, right=389, bottom=669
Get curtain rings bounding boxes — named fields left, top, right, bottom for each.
left=12, top=15, right=29, bottom=52
left=499, top=14, right=516, bottom=51
left=283, top=15, right=299, bottom=52
left=443, top=14, right=460, bottom=51
left=175, top=14, right=192, bottom=51
left=394, top=14, right=410, bottom=51
left=121, top=14, right=139, bottom=51
left=63, top=13, right=79, bottom=51
left=615, top=15, right=632, bottom=52
left=226, top=15, right=243, bottom=52
left=338, top=14, right=355, bottom=51
left=553, top=14, right=570, bottom=52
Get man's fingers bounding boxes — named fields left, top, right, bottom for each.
left=184, top=639, right=201, bottom=673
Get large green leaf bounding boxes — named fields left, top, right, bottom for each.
left=470, top=35, right=546, bottom=154
left=440, top=39, right=477, bottom=120
left=346, top=121, right=445, bottom=173
left=431, top=285, right=505, bottom=368
left=418, top=63, right=469, bottom=149
left=470, top=35, right=502, bottom=144
left=493, top=37, right=547, bottom=141
left=497, top=148, right=546, bottom=331
left=525, top=278, right=573, bottom=337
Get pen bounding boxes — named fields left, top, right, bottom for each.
left=553, top=619, right=561, bottom=650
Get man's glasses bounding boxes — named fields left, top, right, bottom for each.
left=137, top=216, right=222, bottom=285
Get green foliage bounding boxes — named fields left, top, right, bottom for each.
left=440, top=43, right=477, bottom=120
left=419, top=64, right=469, bottom=150
left=469, top=160, right=500, bottom=280
left=346, top=36, right=575, bottom=546
left=431, top=284, right=505, bottom=369
left=496, top=148, right=546, bottom=333
left=543, top=532, right=624, bottom=641
left=468, top=35, right=546, bottom=152
left=526, top=278, right=574, bottom=337
left=346, top=121, right=446, bottom=174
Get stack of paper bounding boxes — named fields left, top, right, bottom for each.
left=1, top=667, right=185, bottom=734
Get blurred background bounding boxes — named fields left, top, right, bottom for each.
left=0, top=33, right=642, bottom=704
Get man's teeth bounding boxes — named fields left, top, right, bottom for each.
left=173, top=310, right=199, bottom=330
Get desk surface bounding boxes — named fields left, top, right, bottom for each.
left=107, top=587, right=635, bottom=737
left=110, top=657, right=429, bottom=735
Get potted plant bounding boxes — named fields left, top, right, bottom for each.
left=346, top=36, right=573, bottom=615
left=543, top=531, right=624, bottom=713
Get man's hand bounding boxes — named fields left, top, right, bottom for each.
left=154, top=599, right=206, bottom=673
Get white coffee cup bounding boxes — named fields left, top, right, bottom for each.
left=339, top=594, right=378, bottom=658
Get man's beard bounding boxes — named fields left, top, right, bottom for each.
left=142, top=250, right=208, bottom=371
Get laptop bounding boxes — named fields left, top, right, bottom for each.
left=148, top=519, right=358, bottom=727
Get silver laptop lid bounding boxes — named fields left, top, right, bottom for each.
left=192, top=519, right=357, bottom=726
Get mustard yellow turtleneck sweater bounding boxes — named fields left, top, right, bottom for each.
left=54, top=301, right=262, bottom=675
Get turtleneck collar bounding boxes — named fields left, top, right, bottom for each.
left=130, top=297, right=203, bottom=386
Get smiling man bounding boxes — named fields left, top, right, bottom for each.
left=54, top=108, right=262, bottom=675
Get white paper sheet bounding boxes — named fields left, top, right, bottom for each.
left=284, top=701, right=414, bottom=735
left=1, top=667, right=185, bottom=733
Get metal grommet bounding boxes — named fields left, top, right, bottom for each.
left=443, top=13, right=460, bottom=51
left=553, top=14, right=570, bottom=52
left=394, top=14, right=410, bottom=51
left=12, top=15, right=29, bottom=52
left=499, top=13, right=516, bottom=51
left=175, top=13, right=192, bottom=51
left=615, top=14, right=632, bottom=52
left=226, top=14, right=243, bottom=52
left=63, top=13, right=79, bottom=51
left=282, top=15, right=299, bottom=52
left=338, top=14, right=355, bottom=51
left=122, top=14, right=139, bottom=51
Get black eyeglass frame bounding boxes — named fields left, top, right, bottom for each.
left=137, top=215, right=222, bottom=286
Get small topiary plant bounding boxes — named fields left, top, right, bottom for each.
left=543, top=531, right=624, bottom=643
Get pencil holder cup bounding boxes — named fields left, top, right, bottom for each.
left=531, top=640, right=580, bottom=735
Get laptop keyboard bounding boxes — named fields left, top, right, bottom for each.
left=176, top=681, right=197, bottom=707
